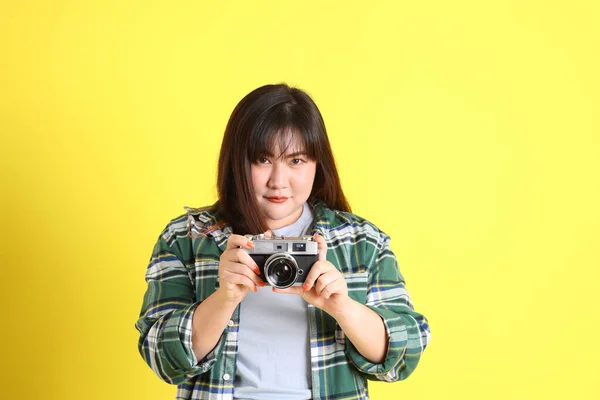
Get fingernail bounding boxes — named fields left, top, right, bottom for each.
left=271, top=287, right=276, bottom=292
left=247, top=241, right=254, bottom=248
left=254, top=286, right=258, bottom=292
left=303, top=283, right=310, bottom=291
left=258, top=280, right=265, bottom=287
left=254, top=267, right=261, bottom=275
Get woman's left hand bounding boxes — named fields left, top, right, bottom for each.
left=273, top=233, right=350, bottom=318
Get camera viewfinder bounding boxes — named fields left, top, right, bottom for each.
left=293, top=243, right=306, bottom=252
left=274, top=243, right=288, bottom=251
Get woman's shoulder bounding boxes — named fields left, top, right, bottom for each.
left=158, top=203, right=224, bottom=242
left=312, top=201, right=389, bottom=241
left=183, top=204, right=221, bottom=225
left=314, top=204, right=395, bottom=268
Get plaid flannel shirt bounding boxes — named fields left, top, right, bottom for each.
left=136, top=199, right=430, bottom=400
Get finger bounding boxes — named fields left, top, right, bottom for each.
left=223, top=262, right=265, bottom=287
left=302, top=261, right=333, bottom=292
left=272, top=286, right=303, bottom=295
left=314, top=269, right=342, bottom=296
left=273, top=286, right=319, bottom=305
left=313, top=233, right=327, bottom=262
left=226, top=234, right=254, bottom=250
left=223, top=248, right=262, bottom=276
left=263, top=230, right=273, bottom=239
left=222, top=270, right=259, bottom=292
left=319, top=277, right=347, bottom=299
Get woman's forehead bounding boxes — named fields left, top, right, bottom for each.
left=263, top=129, right=307, bottom=156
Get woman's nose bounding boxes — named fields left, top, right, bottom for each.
left=268, top=162, right=288, bottom=189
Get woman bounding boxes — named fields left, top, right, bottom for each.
left=136, top=84, right=430, bottom=400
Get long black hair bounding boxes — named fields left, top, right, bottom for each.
left=217, top=83, right=350, bottom=234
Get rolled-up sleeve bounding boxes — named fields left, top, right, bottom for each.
left=345, top=233, right=431, bottom=382
left=135, top=231, right=225, bottom=384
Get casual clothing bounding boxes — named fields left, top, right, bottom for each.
left=135, top=199, right=430, bottom=400
left=234, top=202, right=314, bottom=399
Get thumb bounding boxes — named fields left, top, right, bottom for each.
left=313, top=233, right=327, bottom=262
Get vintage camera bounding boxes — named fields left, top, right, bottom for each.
left=243, top=234, right=319, bottom=289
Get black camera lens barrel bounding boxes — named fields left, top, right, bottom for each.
left=263, top=252, right=300, bottom=289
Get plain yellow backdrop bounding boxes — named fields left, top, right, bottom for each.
left=1, top=1, right=599, bottom=399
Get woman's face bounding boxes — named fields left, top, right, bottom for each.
left=251, top=134, right=317, bottom=230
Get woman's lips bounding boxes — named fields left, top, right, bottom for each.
left=266, top=196, right=288, bottom=203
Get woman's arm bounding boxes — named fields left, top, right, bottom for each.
left=191, top=233, right=266, bottom=361
left=273, top=233, right=388, bottom=363
left=190, top=289, right=238, bottom=361
left=275, top=231, right=430, bottom=381
left=135, top=230, right=205, bottom=385
left=346, top=232, right=431, bottom=381
left=330, top=298, right=388, bottom=364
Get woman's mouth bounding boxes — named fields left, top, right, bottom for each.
left=265, top=196, right=288, bottom=203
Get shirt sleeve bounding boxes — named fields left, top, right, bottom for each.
left=345, top=233, right=431, bottom=382
left=134, top=229, right=226, bottom=384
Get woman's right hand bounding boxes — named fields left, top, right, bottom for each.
left=216, top=233, right=268, bottom=305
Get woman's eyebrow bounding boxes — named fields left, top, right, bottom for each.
left=284, top=151, right=308, bottom=158
left=260, top=150, right=308, bottom=159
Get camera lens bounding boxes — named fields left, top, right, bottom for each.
left=264, top=253, right=299, bottom=289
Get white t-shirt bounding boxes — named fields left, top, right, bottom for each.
left=234, top=202, right=314, bottom=400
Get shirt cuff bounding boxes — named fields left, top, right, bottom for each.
left=344, top=306, right=407, bottom=381
left=163, top=301, right=227, bottom=375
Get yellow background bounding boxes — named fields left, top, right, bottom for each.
left=1, top=1, right=598, bottom=399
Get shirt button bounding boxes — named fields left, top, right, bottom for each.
left=223, top=373, right=231, bottom=381
left=228, top=320, right=234, bottom=327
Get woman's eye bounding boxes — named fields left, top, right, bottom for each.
left=291, top=158, right=305, bottom=165
left=258, top=157, right=270, bottom=164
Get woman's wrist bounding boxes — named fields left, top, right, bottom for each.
left=212, top=287, right=243, bottom=311
left=326, top=295, right=357, bottom=323
left=331, top=298, right=388, bottom=364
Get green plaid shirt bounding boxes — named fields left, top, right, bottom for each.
left=136, top=199, right=430, bottom=400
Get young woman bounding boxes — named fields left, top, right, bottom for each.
left=136, top=84, right=430, bottom=400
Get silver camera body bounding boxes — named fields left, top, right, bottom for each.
left=243, top=234, right=319, bottom=289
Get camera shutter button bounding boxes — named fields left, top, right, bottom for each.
left=223, top=373, right=231, bottom=381
left=228, top=320, right=234, bottom=327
